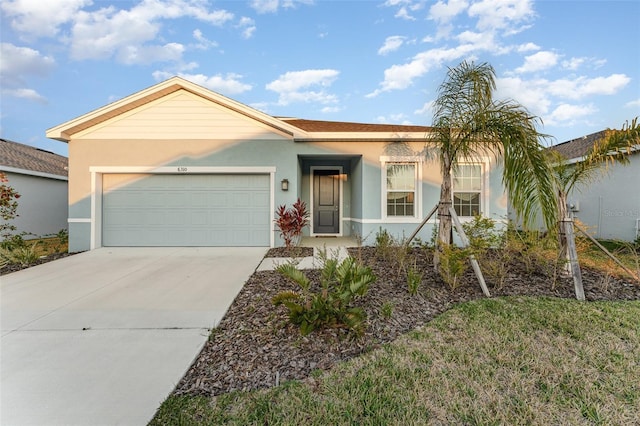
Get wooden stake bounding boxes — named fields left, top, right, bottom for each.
left=406, top=203, right=439, bottom=245
left=563, top=218, right=585, bottom=301
left=449, top=207, right=491, bottom=297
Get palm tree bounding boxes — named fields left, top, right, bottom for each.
left=551, top=117, right=639, bottom=277
left=429, top=61, right=557, bottom=270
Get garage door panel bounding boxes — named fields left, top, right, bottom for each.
left=103, top=174, right=270, bottom=247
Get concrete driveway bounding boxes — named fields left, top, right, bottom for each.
left=1, top=247, right=266, bottom=426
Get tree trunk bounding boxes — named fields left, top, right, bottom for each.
left=433, top=157, right=453, bottom=272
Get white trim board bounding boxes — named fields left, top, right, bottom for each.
left=89, top=166, right=276, bottom=174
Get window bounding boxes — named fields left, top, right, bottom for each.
left=453, top=164, right=482, bottom=217
left=386, top=162, right=417, bottom=217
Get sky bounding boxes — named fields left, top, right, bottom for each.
left=1, top=0, right=639, bottom=157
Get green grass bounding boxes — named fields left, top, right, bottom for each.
left=150, top=297, right=640, bottom=425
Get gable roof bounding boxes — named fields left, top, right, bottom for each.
left=0, top=139, right=68, bottom=178
left=550, top=130, right=608, bottom=160
left=46, top=76, right=305, bottom=141
left=46, top=76, right=434, bottom=143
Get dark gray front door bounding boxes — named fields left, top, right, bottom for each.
left=313, top=169, right=340, bottom=234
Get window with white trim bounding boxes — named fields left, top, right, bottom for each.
left=385, top=162, right=417, bottom=217
left=453, top=164, right=482, bottom=217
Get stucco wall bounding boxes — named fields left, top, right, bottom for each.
left=2, top=172, right=68, bottom=238
left=67, top=135, right=507, bottom=251
left=569, top=154, right=640, bottom=241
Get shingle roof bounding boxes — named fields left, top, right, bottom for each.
left=0, top=139, right=68, bottom=177
left=550, top=130, right=607, bottom=160
left=280, top=118, right=433, bottom=133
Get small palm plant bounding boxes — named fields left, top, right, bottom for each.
left=272, top=256, right=376, bottom=336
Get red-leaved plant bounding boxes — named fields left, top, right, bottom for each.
left=275, top=198, right=310, bottom=249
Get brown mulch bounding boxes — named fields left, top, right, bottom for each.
left=0, top=252, right=74, bottom=276
left=174, top=247, right=640, bottom=398
left=265, top=247, right=314, bottom=258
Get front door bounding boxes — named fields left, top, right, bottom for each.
left=313, top=169, right=340, bottom=234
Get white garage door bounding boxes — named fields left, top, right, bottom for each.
left=102, top=174, right=270, bottom=247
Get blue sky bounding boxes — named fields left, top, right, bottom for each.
left=2, top=0, right=639, bottom=157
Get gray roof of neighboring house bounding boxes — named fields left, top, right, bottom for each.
left=0, top=138, right=68, bottom=177
left=550, top=130, right=608, bottom=160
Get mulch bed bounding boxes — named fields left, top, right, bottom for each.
left=174, top=247, right=640, bottom=398
left=0, top=252, right=74, bottom=276
left=265, top=247, right=314, bottom=258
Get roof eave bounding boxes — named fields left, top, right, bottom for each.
left=294, top=131, right=434, bottom=142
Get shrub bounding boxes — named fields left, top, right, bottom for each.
left=0, top=172, right=21, bottom=240
left=374, top=227, right=395, bottom=260
left=439, top=244, right=470, bottom=289
left=406, top=263, right=423, bottom=296
left=0, top=243, right=39, bottom=267
left=375, top=227, right=412, bottom=273
left=380, top=301, right=394, bottom=319
left=272, top=256, right=376, bottom=336
left=0, top=233, right=27, bottom=250
left=462, top=216, right=511, bottom=288
left=274, top=199, right=310, bottom=249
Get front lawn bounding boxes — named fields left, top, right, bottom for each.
left=151, top=297, right=640, bottom=425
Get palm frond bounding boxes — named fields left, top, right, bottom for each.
left=552, top=117, right=639, bottom=195
left=276, top=263, right=310, bottom=290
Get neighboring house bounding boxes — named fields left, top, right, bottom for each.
left=0, top=139, right=69, bottom=238
left=552, top=131, right=640, bottom=242
left=46, top=77, right=507, bottom=252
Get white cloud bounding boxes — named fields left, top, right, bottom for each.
left=497, top=76, right=552, bottom=116
left=384, top=0, right=425, bottom=20
left=193, top=29, right=218, bottom=50
left=546, top=103, right=597, bottom=125
left=562, top=56, right=607, bottom=71
left=152, top=71, right=252, bottom=95
left=0, top=43, right=55, bottom=87
left=267, top=69, right=338, bottom=92
left=497, top=73, right=631, bottom=128
left=250, top=0, right=313, bottom=14
left=468, top=0, right=535, bottom=33
left=118, top=43, right=185, bottom=65
left=237, top=17, right=256, bottom=39
left=546, top=74, right=630, bottom=99
left=378, top=36, right=406, bottom=55
left=266, top=69, right=340, bottom=105
left=321, top=106, right=342, bottom=113
left=395, top=7, right=417, bottom=20
left=250, top=0, right=279, bottom=13
left=625, top=98, right=640, bottom=108
left=429, top=0, right=469, bottom=24
left=516, top=42, right=539, bottom=52
left=2, top=88, right=47, bottom=104
left=68, top=0, right=233, bottom=64
left=1, top=0, right=90, bottom=39
left=562, top=57, right=585, bottom=71
left=414, top=100, right=435, bottom=118
left=515, top=51, right=559, bottom=73
left=367, top=44, right=477, bottom=97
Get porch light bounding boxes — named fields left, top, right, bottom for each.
left=281, top=178, right=289, bottom=191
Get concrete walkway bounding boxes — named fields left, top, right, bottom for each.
left=257, top=246, right=350, bottom=271
left=1, top=247, right=266, bottom=426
